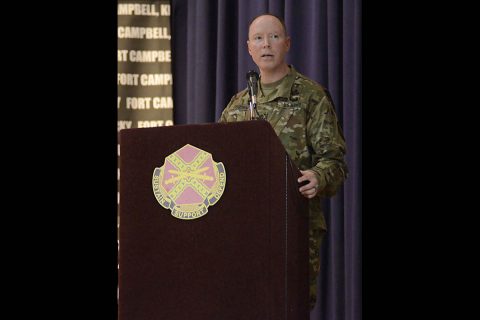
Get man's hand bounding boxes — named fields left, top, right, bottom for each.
left=298, top=170, right=319, bottom=199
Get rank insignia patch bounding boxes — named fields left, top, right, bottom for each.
left=152, top=144, right=226, bottom=220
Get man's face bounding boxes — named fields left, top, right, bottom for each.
left=247, top=15, right=290, bottom=73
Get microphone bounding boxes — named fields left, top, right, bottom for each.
left=246, top=70, right=259, bottom=119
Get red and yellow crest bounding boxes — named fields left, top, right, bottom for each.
left=152, top=144, right=226, bottom=220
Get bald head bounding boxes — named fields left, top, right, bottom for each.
left=248, top=14, right=288, bottom=39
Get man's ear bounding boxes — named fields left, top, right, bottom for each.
left=285, top=37, right=291, bottom=52
left=247, top=40, right=252, bottom=55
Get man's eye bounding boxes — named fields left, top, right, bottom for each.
left=271, top=34, right=279, bottom=39
left=254, top=36, right=262, bottom=40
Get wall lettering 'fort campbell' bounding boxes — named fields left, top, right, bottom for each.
left=118, top=50, right=171, bottom=63
left=118, top=1, right=173, bottom=131
left=118, top=120, right=174, bottom=131
left=118, top=3, right=170, bottom=16
left=117, top=1, right=173, bottom=132
left=117, top=73, right=173, bottom=86
left=117, top=97, right=173, bottom=110
left=118, top=27, right=171, bottom=40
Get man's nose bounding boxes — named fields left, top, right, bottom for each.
left=263, top=38, right=271, bottom=48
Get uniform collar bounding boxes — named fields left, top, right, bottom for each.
left=258, top=65, right=297, bottom=103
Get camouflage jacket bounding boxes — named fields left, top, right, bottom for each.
left=219, top=65, right=348, bottom=308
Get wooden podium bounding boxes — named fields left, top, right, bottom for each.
left=119, top=121, right=309, bottom=320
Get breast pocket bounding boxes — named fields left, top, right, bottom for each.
left=268, top=101, right=305, bottom=136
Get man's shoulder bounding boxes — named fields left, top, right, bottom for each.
left=293, top=71, right=328, bottom=97
left=290, top=69, right=335, bottom=108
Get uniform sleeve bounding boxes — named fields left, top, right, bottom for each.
left=218, top=109, right=228, bottom=123
left=306, top=93, right=348, bottom=197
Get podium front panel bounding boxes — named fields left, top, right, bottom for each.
left=119, top=121, right=308, bottom=320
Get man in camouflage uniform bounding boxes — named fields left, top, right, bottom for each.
left=219, top=14, right=348, bottom=310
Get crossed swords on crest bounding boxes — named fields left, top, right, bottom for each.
left=165, top=167, right=213, bottom=185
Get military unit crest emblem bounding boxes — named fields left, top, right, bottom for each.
left=152, top=144, right=226, bottom=220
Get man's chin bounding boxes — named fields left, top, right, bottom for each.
left=256, top=61, right=278, bottom=71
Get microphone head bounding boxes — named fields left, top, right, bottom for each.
left=246, top=70, right=259, bottom=81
